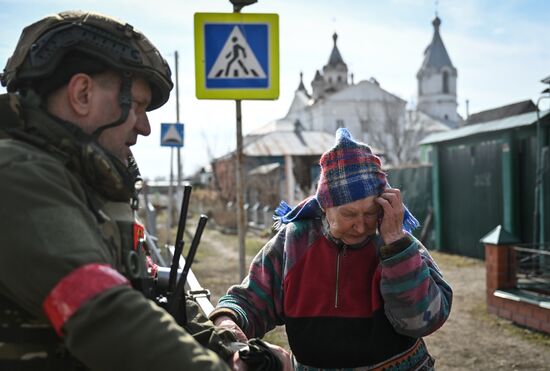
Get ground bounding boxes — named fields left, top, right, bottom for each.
left=185, top=221, right=550, bottom=370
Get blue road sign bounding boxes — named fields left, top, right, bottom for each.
left=194, top=13, right=279, bottom=100
left=204, top=23, right=269, bottom=89
left=160, top=123, right=184, bottom=147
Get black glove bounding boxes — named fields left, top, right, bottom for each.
left=238, top=338, right=282, bottom=371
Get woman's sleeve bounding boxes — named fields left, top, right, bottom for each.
left=211, top=227, right=288, bottom=339
left=379, top=235, right=453, bottom=338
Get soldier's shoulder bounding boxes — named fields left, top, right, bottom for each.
left=0, top=138, right=63, bottom=168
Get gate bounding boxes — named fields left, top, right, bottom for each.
left=440, top=140, right=503, bottom=258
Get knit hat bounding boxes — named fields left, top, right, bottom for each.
left=274, top=128, right=419, bottom=233
left=315, top=128, right=386, bottom=208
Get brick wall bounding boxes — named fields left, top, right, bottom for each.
left=485, top=243, right=550, bottom=334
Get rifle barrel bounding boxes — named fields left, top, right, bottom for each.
left=167, top=185, right=193, bottom=296
left=168, top=214, right=208, bottom=324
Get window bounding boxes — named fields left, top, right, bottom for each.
left=442, top=71, right=449, bottom=93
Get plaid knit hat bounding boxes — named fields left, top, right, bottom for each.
left=274, top=128, right=419, bottom=233
left=316, top=128, right=386, bottom=208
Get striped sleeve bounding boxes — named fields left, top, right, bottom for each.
left=214, top=227, right=287, bottom=338
left=379, top=235, right=453, bottom=338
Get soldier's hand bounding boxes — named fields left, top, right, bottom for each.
left=213, top=315, right=248, bottom=342
left=265, top=342, right=292, bottom=371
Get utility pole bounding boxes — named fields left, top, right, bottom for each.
left=167, top=148, right=174, bottom=241
left=166, top=51, right=182, bottom=243
left=176, top=51, right=183, bottom=206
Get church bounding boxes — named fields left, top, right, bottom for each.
left=212, top=15, right=461, bottom=206
left=248, top=15, right=460, bottom=165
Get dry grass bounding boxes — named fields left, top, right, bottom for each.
left=429, top=250, right=482, bottom=268
left=469, top=298, right=550, bottom=348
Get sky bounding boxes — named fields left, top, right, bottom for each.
left=1, top=0, right=549, bottom=180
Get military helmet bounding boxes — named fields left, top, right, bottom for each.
left=1, top=11, right=173, bottom=110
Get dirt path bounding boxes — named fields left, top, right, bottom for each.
left=191, top=224, right=550, bottom=370
left=425, top=252, right=550, bottom=370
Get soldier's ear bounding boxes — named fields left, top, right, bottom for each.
left=66, top=73, right=94, bottom=116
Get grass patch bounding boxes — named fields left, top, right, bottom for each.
left=430, top=250, right=482, bottom=268
left=470, top=300, right=550, bottom=348
left=245, top=235, right=268, bottom=257
left=263, top=326, right=289, bottom=348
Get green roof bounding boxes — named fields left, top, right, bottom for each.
left=420, top=109, right=550, bottom=145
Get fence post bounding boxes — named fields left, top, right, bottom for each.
left=263, top=206, right=272, bottom=230
left=480, top=225, right=519, bottom=313
left=251, top=203, right=260, bottom=227
left=244, top=203, right=250, bottom=225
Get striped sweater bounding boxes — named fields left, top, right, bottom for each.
left=212, top=218, right=452, bottom=369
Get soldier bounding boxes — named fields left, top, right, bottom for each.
left=0, top=10, right=237, bottom=370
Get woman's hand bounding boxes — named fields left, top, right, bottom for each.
left=375, top=188, right=406, bottom=244
left=213, top=315, right=248, bottom=343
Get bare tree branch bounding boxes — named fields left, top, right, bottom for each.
left=355, top=97, right=429, bottom=166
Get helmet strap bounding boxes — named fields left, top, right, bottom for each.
left=92, top=72, right=133, bottom=139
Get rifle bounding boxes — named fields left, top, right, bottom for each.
left=154, top=188, right=282, bottom=370
left=163, top=184, right=209, bottom=326
left=167, top=185, right=192, bottom=296
left=167, top=214, right=208, bottom=325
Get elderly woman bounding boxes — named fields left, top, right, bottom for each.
left=211, top=128, right=452, bottom=370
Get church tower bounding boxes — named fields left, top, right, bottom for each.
left=323, top=32, right=348, bottom=92
left=311, top=32, right=349, bottom=99
left=417, top=16, right=459, bottom=128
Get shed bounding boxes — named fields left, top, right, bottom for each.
left=420, top=109, right=550, bottom=258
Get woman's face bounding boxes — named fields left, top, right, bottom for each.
left=325, top=196, right=380, bottom=245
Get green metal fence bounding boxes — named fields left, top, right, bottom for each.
left=386, top=165, right=433, bottom=248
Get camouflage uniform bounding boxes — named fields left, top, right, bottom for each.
left=0, top=11, right=232, bottom=371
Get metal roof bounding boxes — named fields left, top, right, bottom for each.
left=297, top=72, right=308, bottom=94
left=420, top=109, right=550, bottom=145
left=327, top=32, right=346, bottom=67
left=419, top=16, right=454, bottom=72
left=249, top=162, right=281, bottom=175
left=244, top=130, right=335, bottom=156
left=464, top=100, right=536, bottom=125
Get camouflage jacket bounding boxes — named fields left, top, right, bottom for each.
left=0, top=93, right=232, bottom=370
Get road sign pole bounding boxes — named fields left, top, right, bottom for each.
left=175, top=51, right=183, bottom=211
left=235, top=99, right=246, bottom=281
left=231, top=0, right=250, bottom=282
left=195, top=5, right=278, bottom=280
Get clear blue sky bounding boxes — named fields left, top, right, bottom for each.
left=1, top=0, right=549, bottom=179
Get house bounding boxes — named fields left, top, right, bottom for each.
left=213, top=123, right=342, bottom=207
left=420, top=102, right=550, bottom=258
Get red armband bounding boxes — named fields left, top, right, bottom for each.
left=42, top=263, right=130, bottom=336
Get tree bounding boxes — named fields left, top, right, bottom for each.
left=356, top=98, right=443, bottom=165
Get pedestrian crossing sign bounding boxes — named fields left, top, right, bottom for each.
left=194, top=13, right=279, bottom=100
left=161, top=123, right=184, bottom=147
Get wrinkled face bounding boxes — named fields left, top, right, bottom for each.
left=325, top=196, right=380, bottom=245
left=89, top=72, right=152, bottom=166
